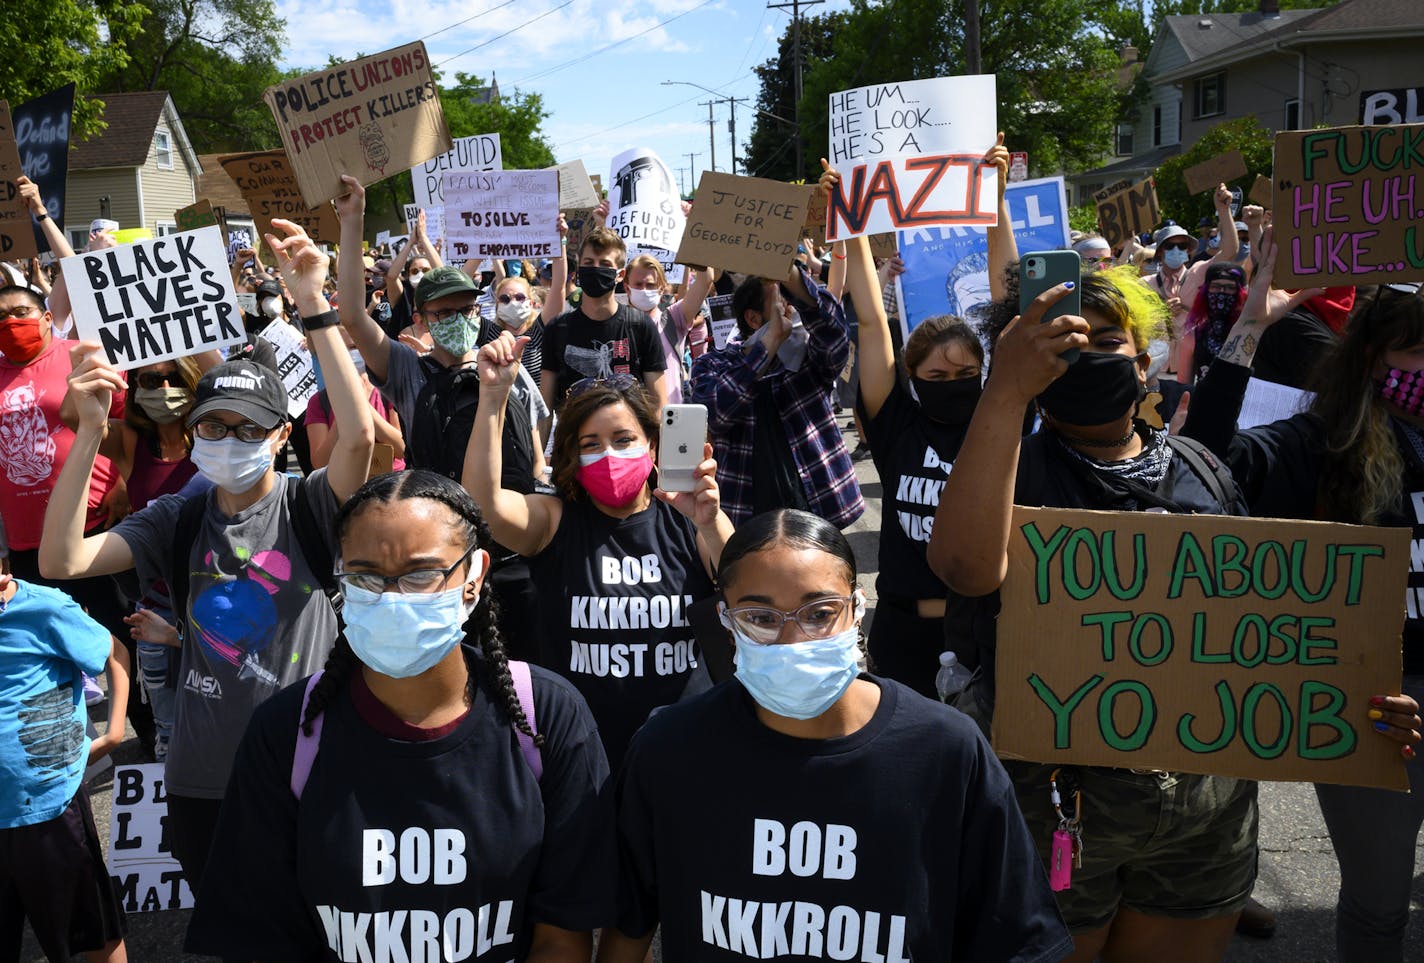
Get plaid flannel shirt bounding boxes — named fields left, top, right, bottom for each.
left=689, top=265, right=864, bottom=528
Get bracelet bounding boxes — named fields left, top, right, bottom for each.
left=34, top=212, right=48, bottom=222
left=300, top=308, right=341, bottom=330
left=560, top=237, right=568, bottom=246
left=832, top=253, right=847, bottom=260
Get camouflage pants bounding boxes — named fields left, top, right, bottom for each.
left=1007, top=761, right=1259, bottom=932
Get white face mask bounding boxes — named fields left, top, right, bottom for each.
left=746, top=315, right=809, bottom=372
left=407, top=271, right=425, bottom=288
left=190, top=436, right=274, bottom=494
left=628, top=288, right=661, bottom=312
left=497, top=300, right=535, bottom=328
left=260, top=296, right=283, bottom=318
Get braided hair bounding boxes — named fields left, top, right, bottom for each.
left=300, top=470, right=544, bottom=748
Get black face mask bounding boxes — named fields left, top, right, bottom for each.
left=911, top=376, right=982, bottom=426
left=1037, top=351, right=1145, bottom=427
left=578, top=265, right=620, bottom=298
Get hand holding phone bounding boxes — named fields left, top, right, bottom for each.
left=658, top=404, right=708, bottom=493
left=1020, top=251, right=1083, bottom=363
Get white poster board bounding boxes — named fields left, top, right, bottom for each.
left=546, top=158, right=600, bottom=210
left=108, top=764, right=194, bottom=912
left=706, top=293, right=737, bottom=349
left=60, top=225, right=244, bottom=370
left=410, top=132, right=502, bottom=240
left=442, top=169, right=560, bottom=262
left=608, top=147, right=686, bottom=284
left=258, top=319, right=319, bottom=417
left=825, top=75, right=998, bottom=240
left=1237, top=377, right=1314, bottom=431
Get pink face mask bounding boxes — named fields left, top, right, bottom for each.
left=1380, top=368, right=1424, bottom=417
left=575, top=445, right=654, bottom=507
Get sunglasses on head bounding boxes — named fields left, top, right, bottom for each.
left=567, top=373, right=639, bottom=401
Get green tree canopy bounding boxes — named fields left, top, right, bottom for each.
left=1152, top=115, right=1273, bottom=227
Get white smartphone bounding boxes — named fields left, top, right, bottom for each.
left=659, top=404, right=708, bottom=493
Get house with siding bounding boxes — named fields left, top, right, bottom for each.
left=1066, top=0, right=1424, bottom=207
left=67, top=91, right=201, bottom=249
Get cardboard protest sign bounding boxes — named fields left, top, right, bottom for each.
left=411, top=133, right=501, bottom=241
left=109, top=765, right=194, bottom=912
left=677, top=172, right=813, bottom=277
left=174, top=199, right=226, bottom=238
left=12, top=84, right=73, bottom=254
left=60, top=225, right=245, bottom=370
left=547, top=158, right=600, bottom=210
left=1249, top=173, right=1273, bottom=208
left=0, top=102, right=38, bottom=261
left=993, top=506, right=1410, bottom=790
left=590, top=173, right=603, bottom=197
left=707, top=293, right=737, bottom=349
left=868, top=232, right=898, bottom=259
left=825, top=75, right=998, bottom=241
left=609, top=147, right=686, bottom=283
left=1094, top=178, right=1159, bottom=249
left=258, top=318, right=318, bottom=416
left=898, top=176, right=1069, bottom=337
left=1183, top=150, right=1248, bottom=195
left=443, top=169, right=560, bottom=261
left=804, top=189, right=828, bottom=243
left=264, top=42, right=450, bottom=207
left=1360, top=87, right=1423, bottom=125
left=564, top=207, right=598, bottom=257
left=1272, top=125, right=1424, bottom=287
left=220, top=151, right=340, bottom=254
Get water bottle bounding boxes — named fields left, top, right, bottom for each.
left=935, top=651, right=973, bottom=703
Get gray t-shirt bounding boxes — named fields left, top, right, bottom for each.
left=113, top=470, right=340, bottom=798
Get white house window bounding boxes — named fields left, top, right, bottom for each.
left=155, top=130, right=173, bottom=170
left=155, top=221, right=178, bottom=236
left=1194, top=74, right=1225, bottom=119
left=1116, top=124, right=1134, bottom=157
left=1285, top=98, right=1301, bottom=130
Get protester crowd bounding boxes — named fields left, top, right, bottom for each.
left=2, top=124, right=1422, bottom=963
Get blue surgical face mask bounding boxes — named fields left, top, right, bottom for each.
left=342, top=557, right=483, bottom=678
left=1163, top=248, right=1190, bottom=269
left=190, top=435, right=274, bottom=494
left=721, top=593, right=864, bottom=720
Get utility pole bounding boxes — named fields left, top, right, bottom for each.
left=727, top=96, right=750, bottom=174
left=768, top=0, right=824, bottom=180
left=964, top=0, right=982, bottom=74
left=685, top=152, right=701, bottom=194
left=699, top=101, right=717, bottom=172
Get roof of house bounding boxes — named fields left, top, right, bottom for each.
left=1071, top=145, right=1181, bottom=183
left=1161, top=8, right=1320, bottom=64
left=70, top=91, right=175, bottom=170
left=196, top=153, right=251, bottom=216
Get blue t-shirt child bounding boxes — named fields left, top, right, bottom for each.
left=0, top=579, right=111, bottom=829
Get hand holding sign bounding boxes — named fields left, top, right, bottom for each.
left=1370, top=695, right=1421, bottom=756
left=264, top=218, right=329, bottom=315
left=333, top=173, right=365, bottom=223
left=1238, top=228, right=1323, bottom=333
left=988, top=132, right=1009, bottom=204
left=66, top=341, right=127, bottom=432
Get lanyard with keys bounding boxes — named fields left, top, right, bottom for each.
left=1049, top=768, right=1083, bottom=892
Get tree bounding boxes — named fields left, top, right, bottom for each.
left=1152, top=115, right=1273, bottom=227
left=0, top=0, right=146, bottom=136
left=92, top=0, right=287, bottom=153
left=440, top=74, right=556, bottom=170
left=743, top=11, right=848, bottom=183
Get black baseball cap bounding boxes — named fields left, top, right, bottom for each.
left=187, top=359, right=288, bottom=430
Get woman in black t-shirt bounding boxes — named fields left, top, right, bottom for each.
left=464, top=330, right=735, bottom=771
left=186, top=470, right=614, bottom=962
left=597, top=508, right=1072, bottom=963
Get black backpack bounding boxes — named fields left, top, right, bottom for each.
left=409, top=357, right=534, bottom=484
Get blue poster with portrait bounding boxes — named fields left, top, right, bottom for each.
left=896, top=176, right=1069, bottom=338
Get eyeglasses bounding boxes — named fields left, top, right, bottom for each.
left=193, top=420, right=271, bottom=443
left=498, top=293, right=529, bottom=304
left=722, top=595, right=857, bottom=645
left=0, top=307, right=41, bottom=321
left=427, top=304, right=478, bottom=324
left=335, top=544, right=476, bottom=595
left=567, top=373, right=640, bottom=400
left=135, top=370, right=179, bottom=390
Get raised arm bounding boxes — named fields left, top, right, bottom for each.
left=267, top=216, right=375, bottom=503
left=984, top=133, right=1016, bottom=301
left=676, top=264, right=714, bottom=324
left=17, top=176, right=74, bottom=260
left=544, top=219, right=569, bottom=324
left=927, top=286, right=1087, bottom=596
left=38, top=344, right=137, bottom=579
left=1206, top=184, right=1239, bottom=265
left=824, top=241, right=847, bottom=300
left=334, top=176, right=393, bottom=382
left=464, top=333, right=561, bottom=556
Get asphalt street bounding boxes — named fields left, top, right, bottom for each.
left=21, top=436, right=1424, bottom=961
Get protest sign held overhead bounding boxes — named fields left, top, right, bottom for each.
left=1094, top=178, right=1159, bottom=249
left=411, top=132, right=501, bottom=240
left=258, top=318, right=318, bottom=417
left=109, top=765, right=193, bottom=913
left=993, top=506, right=1410, bottom=791
left=608, top=147, right=686, bottom=282
left=1360, top=87, right=1423, bottom=125
left=1183, top=150, right=1248, bottom=195
left=564, top=207, right=599, bottom=256
left=61, top=225, right=245, bottom=370
left=1249, top=173, right=1274, bottom=208
left=677, top=172, right=813, bottom=278
left=0, top=102, right=39, bottom=261
left=897, top=176, right=1069, bottom=336
left=220, top=150, right=340, bottom=254
left=264, top=42, right=451, bottom=207
left=1272, top=124, right=1424, bottom=287
left=546, top=158, right=600, bottom=210
left=706, top=293, right=737, bottom=349
left=174, top=198, right=226, bottom=237
left=12, top=83, right=73, bottom=254
left=443, top=169, right=560, bottom=261
left=825, top=75, right=998, bottom=241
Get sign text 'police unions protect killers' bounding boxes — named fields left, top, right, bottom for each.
left=61, top=225, right=244, bottom=370
left=825, top=75, right=998, bottom=241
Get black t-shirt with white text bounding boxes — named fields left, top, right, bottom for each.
left=543, top=305, right=666, bottom=403
left=864, top=380, right=967, bottom=601
left=613, top=676, right=1072, bottom=962
left=527, top=497, right=714, bottom=771
left=184, top=651, right=616, bottom=962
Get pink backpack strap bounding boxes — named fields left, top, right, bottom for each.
left=290, top=671, right=325, bottom=800
left=509, top=660, right=543, bottom=782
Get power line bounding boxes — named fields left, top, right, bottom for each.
left=419, top=0, right=523, bottom=44
left=511, top=0, right=718, bottom=86
left=433, top=0, right=578, bottom=69
left=553, top=91, right=704, bottom=151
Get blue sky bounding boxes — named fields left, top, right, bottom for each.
left=275, top=0, right=853, bottom=193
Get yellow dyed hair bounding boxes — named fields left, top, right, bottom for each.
left=1080, top=265, right=1172, bottom=350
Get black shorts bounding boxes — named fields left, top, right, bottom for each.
left=0, top=791, right=126, bottom=959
